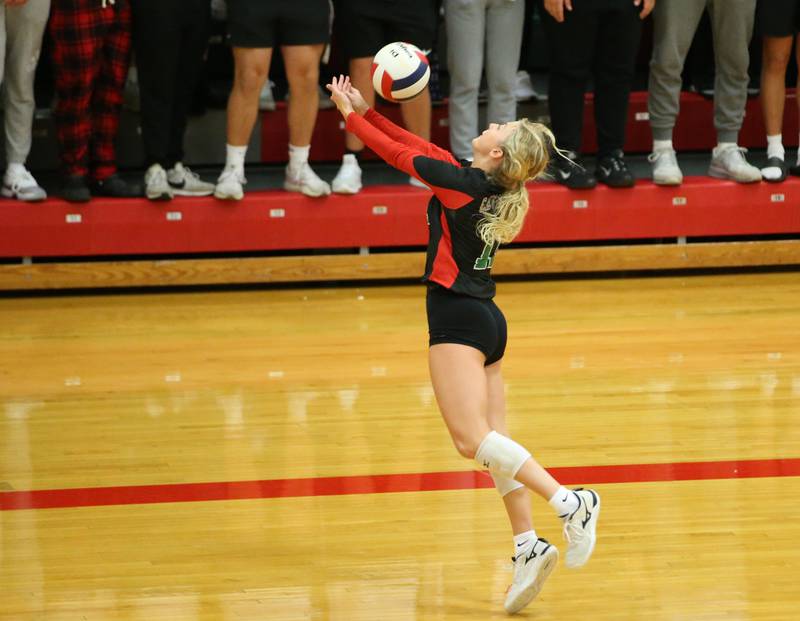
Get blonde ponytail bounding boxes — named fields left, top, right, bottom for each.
left=477, top=119, right=556, bottom=246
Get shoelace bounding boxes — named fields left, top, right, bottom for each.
left=718, top=145, right=750, bottom=164
left=180, top=166, right=202, bottom=182
left=647, top=150, right=675, bottom=164
left=562, top=499, right=586, bottom=544
left=604, top=156, right=627, bottom=173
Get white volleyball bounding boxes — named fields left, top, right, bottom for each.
left=371, top=41, right=430, bottom=103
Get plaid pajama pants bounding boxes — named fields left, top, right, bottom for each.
left=50, top=0, right=131, bottom=181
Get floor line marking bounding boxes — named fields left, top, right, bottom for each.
left=2, top=457, right=799, bottom=511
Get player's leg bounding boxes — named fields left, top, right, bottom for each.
left=282, top=43, right=331, bottom=196
left=485, top=359, right=557, bottom=614
left=760, top=34, right=792, bottom=180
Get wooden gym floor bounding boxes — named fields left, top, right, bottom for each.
left=1, top=271, right=799, bottom=620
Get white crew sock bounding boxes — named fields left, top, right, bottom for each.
left=513, top=529, right=537, bottom=555
left=762, top=134, right=786, bottom=180
left=766, top=134, right=784, bottom=160
left=225, top=144, right=247, bottom=171
left=548, top=486, right=580, bottom=519
left=653, top=139, right=673, bottom=153
left=288, top=144, right=310, bottom=175
left=7, top=162, right=26, bottom=176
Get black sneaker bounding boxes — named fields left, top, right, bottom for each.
left=61, top=175, right=91, bottom=203
left=91, top=174, right=140, bottom=198
left=550, top=151, right=597, bottom=189
left=595, top=150, right=635, bottom=188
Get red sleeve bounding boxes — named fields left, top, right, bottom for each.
left=362, top=108, right=459, bottom=166
left=345, top=112, right=477, bottom=210
left=345, top=112, right=421, bottom=177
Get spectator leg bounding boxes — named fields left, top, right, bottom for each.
left=647, top=0, right=705, bottom=142
left=282, top=43, right=325, bottom=148
left=132, top=0, right=182, bottom=169
left=89, top=3, right=132, bottom=182
left=485, top=0, right=524, bottom=126
left=345, top=57, right=375, bottom=152
left=166, top=0, right=212, bottom=167
left=445, top=0, right=487, bottom=160
left=50, top=1, right=104, bottom=179
left=399, top=86, right=431, bottom=142
left=4, top=0, right=50, bottom=167
left=227, top=47, right=272, bottom=147
left=541, top=2, right=599, bottom=153
left=708, top=0, right=756, bottom=143
left=760, top=36, right=793, bottom=137
left=593, top=4, right=642, bottom=156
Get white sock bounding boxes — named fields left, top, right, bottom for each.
left=225, top=144, right=247, bottom=171
left=766, top=134, right=784, bottom=160
left=549, top=486, right=580, bottom=519
left=653, top=139, right=673, bottom=153
left=513, top=529, right=537, bottom=555
left=288, top=144, right=310, bottom=174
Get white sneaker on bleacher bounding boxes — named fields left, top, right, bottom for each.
left=332, top=154, right=362, bottom=194
left=563, top=488, right=600, bottom=569
left=284, top=162, right=331, bottom=197
left=504, top=538, right=558, bottom=613
left=214, top=166, right=246, bottom=201
left=2, top=165, right=46, bottom=202
left=168, top=163, right=214, bottom=197
left=144, top=164, right=173, bottom=201
left=709, top=145, right=762, bottom=183
left=648, top=148, right=683, bottom=186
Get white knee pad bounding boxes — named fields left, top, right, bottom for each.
left=475, top=430, right=531, bottom=479
left=491, top=473, right=525, bottom=497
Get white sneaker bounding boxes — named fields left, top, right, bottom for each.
left=332, top=154, right=362, bottom=194
left=648, top=148, right=683, bottom=186
left=514, top=70, right=541, bottom=101
left=504, top=538, right=558, bottom=614
left=2, top=165, right=47, bottom=202
left=168, top=162, right=214, bottom=196
left=259, top=80, right=276, bottom=112
left=214, top=166, right=246, bottom=201
left=144, top=163, right=173, bottom=201
left=284, top=162, right=331, bottom=197
left=709, top=145, right=762, bottom=183
left=562, top=488, right=600, bottom=569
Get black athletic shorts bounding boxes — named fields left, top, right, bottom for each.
left=426, top=284, right=507, bottom=366
left=336, top=0, right=438, bottom=59
left=757, top=0, right=800, bottom=37
left=228, top=0, right=332, bottom=48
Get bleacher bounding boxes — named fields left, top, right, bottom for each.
left=1, top=91, right=799, bottom=291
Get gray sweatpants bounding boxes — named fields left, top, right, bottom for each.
left=0, top=0, right=51, bottom=166
left=445, top=0, right=524, bottom=160
left=648, top=0, right=756, bottom=144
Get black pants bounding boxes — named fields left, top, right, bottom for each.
left=131, top=0, right=211, bottom=168
left=541, top=0, right=642, bottom=155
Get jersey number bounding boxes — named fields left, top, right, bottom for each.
left=474, top=242, right=498, bottom=270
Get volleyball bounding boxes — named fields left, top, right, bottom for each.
left=371, top=42, right=430, bottom=103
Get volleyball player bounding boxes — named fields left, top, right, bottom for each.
left=326, top=75, right=601, bottom=614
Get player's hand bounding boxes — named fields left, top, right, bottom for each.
left=345, top=82, right=370, bottom=116
left=544, top=0, right=572, bottom=23
left=634, top=0, right=655, bottom=19
left=326, top=75, right=355, bottom=119
left=4, top=0, right=29, bottom=5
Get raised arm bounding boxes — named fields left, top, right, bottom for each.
left=362, top=108, right=459, bottom=166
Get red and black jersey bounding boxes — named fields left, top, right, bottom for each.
left=346, top=109, right=504, bottom=299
